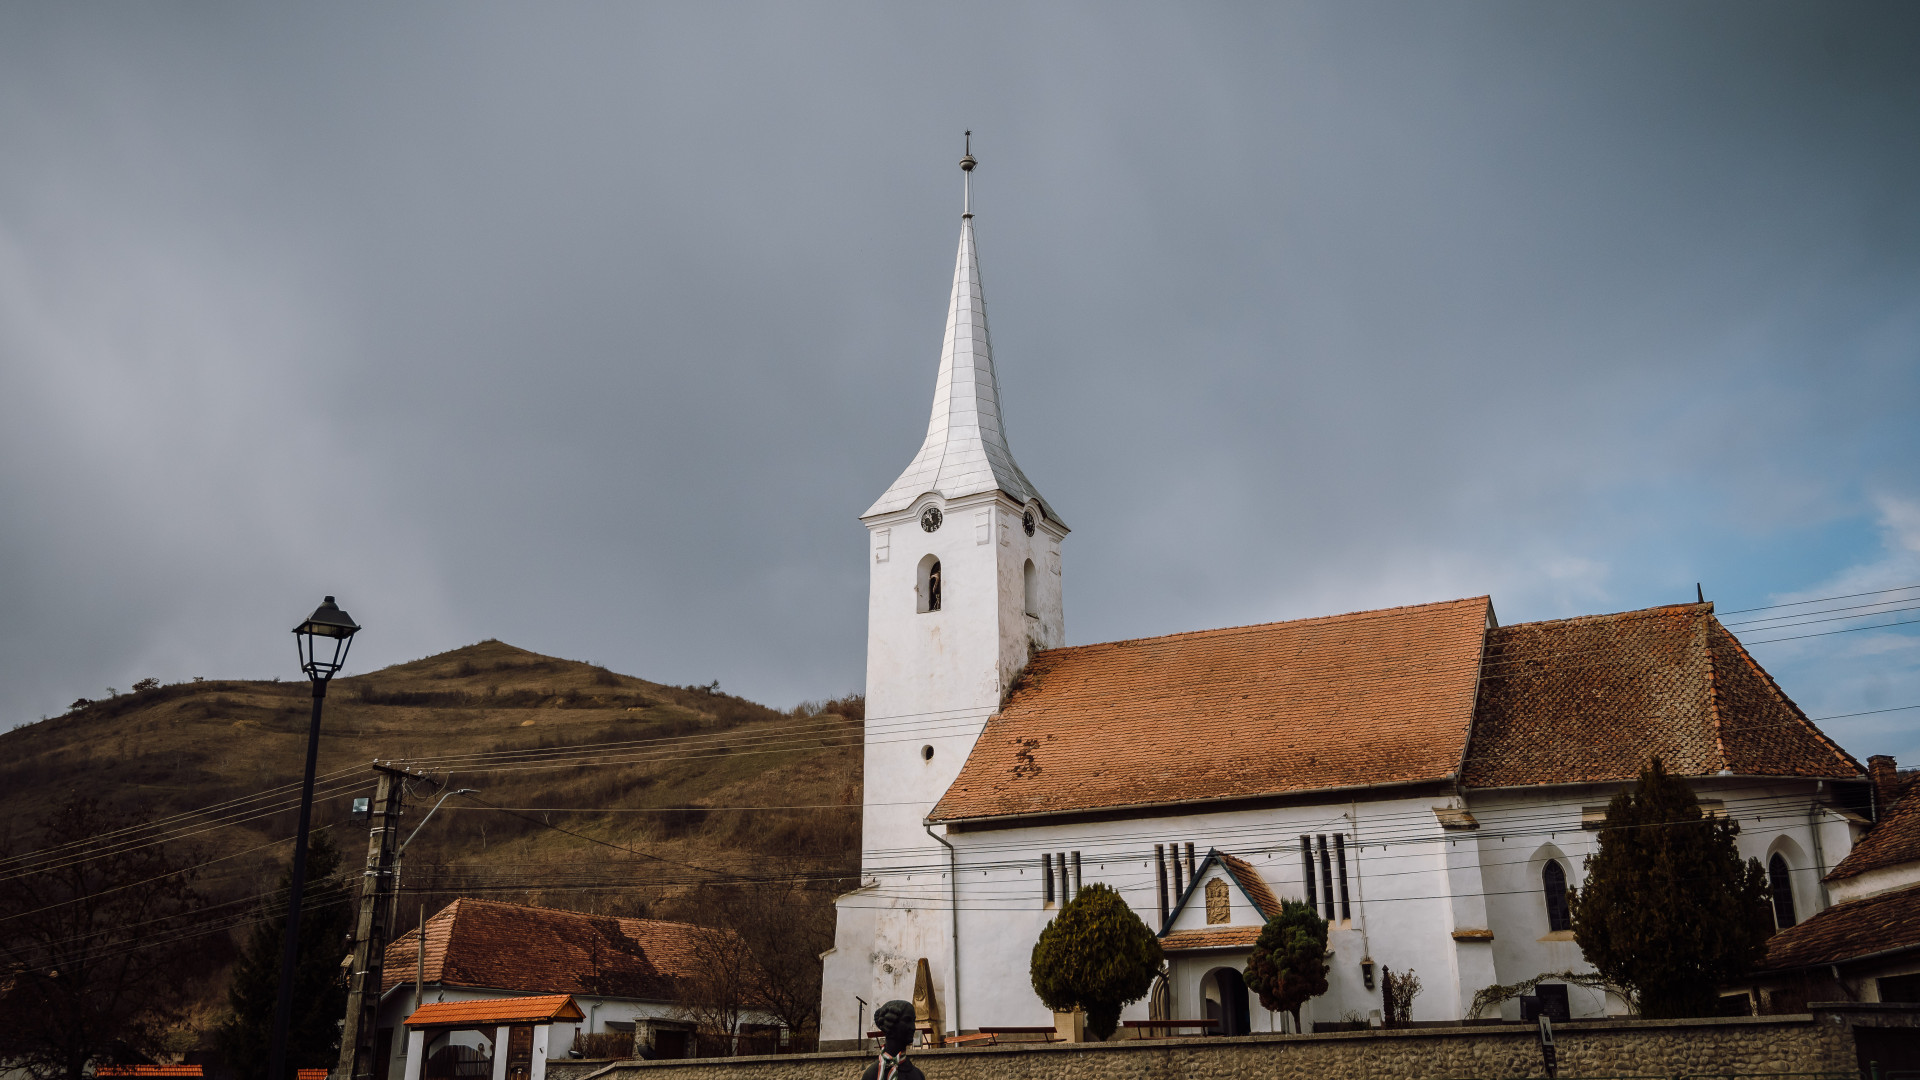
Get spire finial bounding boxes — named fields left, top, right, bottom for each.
left=960, top=130, right=976, bottom=218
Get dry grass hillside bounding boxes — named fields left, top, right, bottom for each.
left=0, top=639, right=862, bottom=1027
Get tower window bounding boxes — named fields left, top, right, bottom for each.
left=1543, top=859, right=1571, bottom=932
left=917, top=555, right=942, bottom=613
left=1769, top=853, right=1796, bottom=929
left=1023, top=559, right=1038, bottom=617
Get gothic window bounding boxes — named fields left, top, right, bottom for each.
left=1205, top=877, right=1230, bottom=924
left=917, top=555, right=942, bottom=613
left=1769, top=853, right=1796, bottom=929
left=1023, top=558, right=1038, bottom=617
left=1542, top=859, right=1571, bottom=932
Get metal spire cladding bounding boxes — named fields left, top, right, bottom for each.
left=864, top=139, right=1059, bottom=524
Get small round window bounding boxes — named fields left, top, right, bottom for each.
left=921, top=744, right=935, bottom=762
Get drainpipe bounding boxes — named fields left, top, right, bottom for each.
left=925, top=823, right=961, bottom=1036
left=1808, top=782, right=1831, bottom=911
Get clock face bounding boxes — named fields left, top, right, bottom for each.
left=1022, top=510, right=1036, bottom=537
left=920, top=506, right=943, bottom=533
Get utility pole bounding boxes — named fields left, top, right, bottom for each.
left=334, top=763, right=434, bottom=1080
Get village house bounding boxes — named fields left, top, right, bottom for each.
left=373, top=898, right=779, bottom=1077
left=1743, top=754, right=1920, bottom=1012
left=816, top=152, right=1875, bottom=1044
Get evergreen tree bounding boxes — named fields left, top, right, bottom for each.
left=1028, top=883, right=1164, bottom=1040
left=1570, top=758, right=1774, bottom=1018
left=217, top=832, right=353, bottom=1080
left=1242, top=899, right=1329, bottom=1031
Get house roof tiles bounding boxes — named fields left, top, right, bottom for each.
left=1461, top=603, right=1858, bottom=787
left=1755, top=882, right=1920, bottom=972
left=929, top=597, right=1492, bottom=822
left=404, top=993, right=584, bottom=1029
left=929, top=598, right=1857, bottom=824
left=1159, top=926, right=1263, bottom=952
left=381, top=898, right=738, bottom=1000
left=1829, top=770, right=1920, bottom=883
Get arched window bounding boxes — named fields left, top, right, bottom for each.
left=1542, top=859, right=1571, bottom=932
left=1023, top=558, right=1038, bottom=617
left=1769, top=853, right=1796, bottom=929
left=917, top=555, right=942, bottom=613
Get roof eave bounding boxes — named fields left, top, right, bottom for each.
left=931, top=775, right=1458, bottom=830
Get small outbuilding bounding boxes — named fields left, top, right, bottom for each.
left=402, top=994, right=584, bottom=1080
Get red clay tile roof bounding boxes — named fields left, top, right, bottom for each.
left=1217, top=854, right=1282, bottom=920
left=1159, top=926, right=1263, bottom=952
left=1755, top=882, right=1920, bottom=971
left=1462, top=603, right=1861, bottom=787
left=381, top=898, right=744, bottom=1000
left=405, top=993, right=584, bottom=1028
left=1829, top=771, right=1920, bottom=882
left=929, top=598, right=1493, bottom=822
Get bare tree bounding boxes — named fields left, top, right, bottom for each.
left=0, top=797, right=215, bottom=1080
left=672, top=922, right=758, bottom=1056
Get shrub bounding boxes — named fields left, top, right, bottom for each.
left=1029, top=883, right=1163, bottom=1040
left=1244, top=899, right=1329, bottom=1031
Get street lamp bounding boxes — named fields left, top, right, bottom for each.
left=268, top=596, right=360, bottom=1080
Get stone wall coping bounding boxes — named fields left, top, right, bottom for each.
left=588, top=1010, right=1892, bottom=1072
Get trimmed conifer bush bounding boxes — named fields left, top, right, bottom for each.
left=1029, top=883, right=1164, bottom=1040
left=1243, top=898, right=1330, bottom=1031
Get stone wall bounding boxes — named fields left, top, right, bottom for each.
left=581, top=1005, right=1920, bottom=1080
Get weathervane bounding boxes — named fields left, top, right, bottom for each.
left=960, top=130, right=976, bottom=218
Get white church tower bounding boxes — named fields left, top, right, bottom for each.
left=819, top=138, right=1066, bottom=1044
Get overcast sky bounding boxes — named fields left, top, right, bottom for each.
left=3, top=3, right=1917, bottom=763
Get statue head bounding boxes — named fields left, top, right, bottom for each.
left=873, top=998, right=917, bottom=1054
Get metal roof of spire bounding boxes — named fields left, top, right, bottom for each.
left=864, top=136, right=1061, bottom=525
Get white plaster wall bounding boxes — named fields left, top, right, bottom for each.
left=1467, top=777, right=1850, bottom=1019
left=1830, top=861, right=1920, bottom=904
left=933, top=794, right=1464, bottom=1035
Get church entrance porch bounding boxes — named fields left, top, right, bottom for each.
left=1201, top=967, right=1253, bottom=1036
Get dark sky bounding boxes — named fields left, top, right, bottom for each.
left=3, top=4, right=1917, bottom=762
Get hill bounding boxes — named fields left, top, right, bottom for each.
left=0, top=640, right=862, bottom=1039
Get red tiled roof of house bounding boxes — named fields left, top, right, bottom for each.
left=1829, top=770, right=1920, bottom=882
left=405, top=993, right=584, bottom=1028
left=296, top=1070, right=328, bottom=1080
left=1159, top=926, right=1263, bottom=952
left=1462, top=603, right=1860, bottom=787
left=929, top=598, right=1493, bottom=822
left=1754, top=881, right=1920, bottom=972
left=1217, top=854, right=1282, bottom=920
left=381, top=898, right=742, bottom=999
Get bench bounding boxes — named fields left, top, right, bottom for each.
left=972, top=1026, right=1060, bottom=1045
left=1121, top=1019, right=1219, bottom=1038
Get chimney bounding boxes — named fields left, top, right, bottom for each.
left=1869, top=755, right=1900, bottom=820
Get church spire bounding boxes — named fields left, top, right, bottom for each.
left=864, top=137, right=1059, bottom=524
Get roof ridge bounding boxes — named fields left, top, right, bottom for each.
left=1498, top=601, right=1713, bottom=634
left=1038, top=595, right=1491, bottom=656
left=1702, top=608, right=1731, bottom=772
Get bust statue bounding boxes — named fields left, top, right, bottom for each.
left=860, top=999, right=925, bottom=1080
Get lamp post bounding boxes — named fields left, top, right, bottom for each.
left=269, top=596, right=360, bottom=1080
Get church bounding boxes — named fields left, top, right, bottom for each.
left=815, top=149, right=1870, bottom=1043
